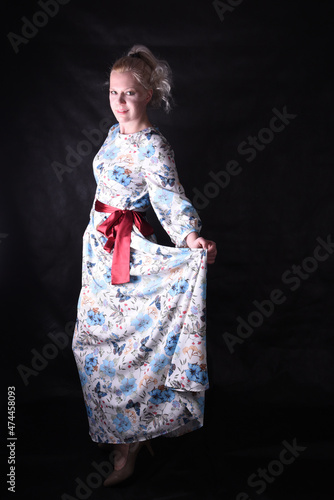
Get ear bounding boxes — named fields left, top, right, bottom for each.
left=146, top=89, right=153, bottom=103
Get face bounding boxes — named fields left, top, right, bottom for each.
left=109, top=71, right=153, bottom=133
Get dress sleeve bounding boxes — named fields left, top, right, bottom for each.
left=141, top=131, right=202, bottom=247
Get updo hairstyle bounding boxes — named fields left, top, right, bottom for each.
left=111, top=44, right=173, bottom=113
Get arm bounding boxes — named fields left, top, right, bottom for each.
left=143, top=133, right=202, bottom=247
left=143, top=131, right=217, bottom=263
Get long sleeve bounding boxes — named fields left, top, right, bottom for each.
left=141, top=132, right=202, bottom=247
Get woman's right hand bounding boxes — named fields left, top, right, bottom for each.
left=186, top=233, right=217, bottom=264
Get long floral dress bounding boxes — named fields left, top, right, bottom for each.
left=72, top=123, right=208, bottom=444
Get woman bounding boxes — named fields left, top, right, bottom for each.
left=72, top=44, right=217, bottom=486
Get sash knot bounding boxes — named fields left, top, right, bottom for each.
left=94, top=200, right=154, bottom=285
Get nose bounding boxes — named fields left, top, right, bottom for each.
left=117, top=93, right=126, bottom=104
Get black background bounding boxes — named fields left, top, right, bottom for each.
left=2, top=0, right=334, bottom=499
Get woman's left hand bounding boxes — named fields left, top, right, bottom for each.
left=186, top=233, right=217, bottom=264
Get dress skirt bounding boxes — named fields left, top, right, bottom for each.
left=72, top=123, right=209, bottom=444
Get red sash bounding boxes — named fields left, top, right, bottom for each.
left=94, top=200, right=154, bottom=285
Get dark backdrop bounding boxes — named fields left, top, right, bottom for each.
left=2, top=1, right=334, bottom=499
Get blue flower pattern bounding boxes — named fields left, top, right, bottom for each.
left=120, top=377, right=137, bottom=396
left=100, top=360, right=116, bottom=379
left=131, top=313, right=153, bottom=332
left=73, top=123, right=208, bottom=444
left=108, top=165, right=131, bottom=186
left=87, top=310, right=105, bottom=326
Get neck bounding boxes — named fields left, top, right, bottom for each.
left=119, top=117, right=152, bottom=135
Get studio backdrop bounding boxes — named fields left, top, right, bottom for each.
left=2, top=0, right=334, bottom=499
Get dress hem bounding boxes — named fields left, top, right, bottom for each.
left=89, top=419, right=204, bottom=445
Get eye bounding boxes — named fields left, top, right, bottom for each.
left=109, top=90, right=117, bottom=95
left=126, top=91, right=135, bottom=95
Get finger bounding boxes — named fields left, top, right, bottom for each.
left=207, top=245, right=217, bottom=256
left=197, top=238, right=209, bottom=249
left=207, top=249, right=217, bottom=264
left=207, top=242, right=217, bottom=251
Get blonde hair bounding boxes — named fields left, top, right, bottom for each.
left=111, top=44, right=173, bottom=113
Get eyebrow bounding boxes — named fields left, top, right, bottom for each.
left=109, top=86, right=138, bottom=90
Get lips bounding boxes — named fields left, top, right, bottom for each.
left=117, top=109, right=128, bottom=113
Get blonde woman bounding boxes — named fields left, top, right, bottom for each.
left=72, top=44, right=217, bottom=486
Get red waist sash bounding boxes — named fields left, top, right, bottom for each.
left=94, top=200, right=154, bottom=285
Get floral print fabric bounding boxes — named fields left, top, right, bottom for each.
left=72, top=123, right=208, bottom=444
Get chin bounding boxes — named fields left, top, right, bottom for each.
left=116, top=114, right=130, bottom=122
